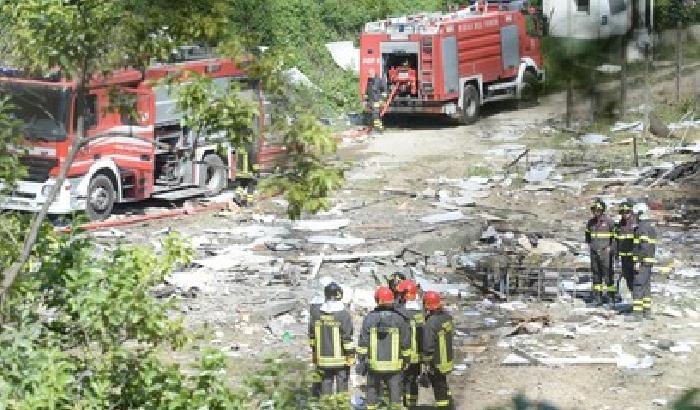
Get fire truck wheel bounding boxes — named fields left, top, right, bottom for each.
left=86, top=174, right=115, bottom=221
left=518, top=71, right=539, bottom=108
left=460, top=84, right=480, bottom=125
left=201, top=153, right=226, bottom=196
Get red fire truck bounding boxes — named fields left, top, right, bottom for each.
left=0, top=47, right=284, bottom=220
left=360, top=3, right=545, bottom=125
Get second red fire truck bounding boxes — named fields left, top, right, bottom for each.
left=0, top=47, right=285, bottom=220
left=360, top=2, right=546, bottom=125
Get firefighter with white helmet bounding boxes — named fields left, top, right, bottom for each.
left=308, top=281, right=354, bottom=406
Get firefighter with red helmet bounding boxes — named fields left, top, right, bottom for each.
left=357, top=286, right=411, bottom=410
left=586, top=198, right=616, bottom=306
left=396, top=279, right=425, bottom=409
left=422, top=291, right=455, bottom=409
left=308, top=282, right=354, bottom=406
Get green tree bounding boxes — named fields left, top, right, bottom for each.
left=0, top=0, right=232, bottom=296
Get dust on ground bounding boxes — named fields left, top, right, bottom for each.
left=90, top=63, right=700, bottom=409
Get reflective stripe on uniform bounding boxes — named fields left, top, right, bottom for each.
left=642, top=297, right=652, bottom=309
left=343, top=341, right=354, bottom=350
left=616, top=234, right=634, bottom=239
left=643, top=257, right=656, bottom=263
left=592, top=284, right=604, bottom=291
left=315, top=317, right=346, bottom=367
left=437, top=329, right=453, bottom=374
left=619, top=252, right=633, bottom=256
left=607, top=285, right=617, bottom=292
left=590, top=232, right=613, bottom=238
left=356, top=346, right=368, bottom=354
left=369, top=327, right=401, bottom=372
left=436, top=399, right=451, bottom=407
left=633, top=300, right=643, bottom=312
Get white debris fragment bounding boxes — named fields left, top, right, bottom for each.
left=420, top=210, right=464, bottom=224
left=611, top=121, right=643, bottom=133
left=580, top=133, right=609, bottom=144
left=292, top=219, right=350, bottom=231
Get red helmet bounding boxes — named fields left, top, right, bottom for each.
left=397, top=280, right=418, bottom=301
left=423, top=291, right=442, bottom=311
left=374, top=286, right=394, bottom=305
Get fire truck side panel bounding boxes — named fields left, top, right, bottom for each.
left=441, top=37, right=459, bottom=96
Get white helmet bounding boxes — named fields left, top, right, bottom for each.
left=633, top=202, right=649, bottom=218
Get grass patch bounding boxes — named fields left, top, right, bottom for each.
left=465, top=165, right=494, bottom=178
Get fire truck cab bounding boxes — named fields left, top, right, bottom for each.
left=0, top=47, right=282, bottom=220
left=360, top=2, right=546, bottom=124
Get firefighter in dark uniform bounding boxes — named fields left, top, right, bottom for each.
left=308, top=282, right=354, bottom=406
left=366, top=75, right=387, bottom=133
left=387, top=271, right=407, bottom=303
left=614, top=200, right=637, bottom=305
left=396, top=279, right=425, bottom=409
left=357, top=286, right=411, bottom=410
left=632, top=202, right=657, bottom=319
left=422, top=291, right=455, bottom=409
left=585, top=198, right=616, bottom=306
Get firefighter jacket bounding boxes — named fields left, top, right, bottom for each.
left=586, top=215, right=615, bottom=252
left=396, top=300, right=425, bottom=365
left=615, top=216, right=638, bottom=258
left=357, top=305, right=411, bottom=373
left=634, top=220, right=657, bottom=265
left=309, top=300, right=354, bottom=369
left=422, top=309, right=454, bottom=374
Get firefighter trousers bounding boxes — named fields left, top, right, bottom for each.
left=366, top=371, right=402, bottom=409
left=620, top=256, right=635, bottom=297
left=428, top=371, right=454, bottom=409
left=319, top=367, right=349, bottom=396
left=403, top=363, right=421, bottom=407
left=590, top=247, right=614, bottom=300
left=633, top=264, right=652, bottom=313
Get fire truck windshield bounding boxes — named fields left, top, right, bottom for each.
left=0, top=82, right=70, bottom=142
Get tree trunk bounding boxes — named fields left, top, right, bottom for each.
left=620, top=36, right=627, bottom=116
left=676, top=22, right=682, bottom=102
left=566, top=78, right=573, bottom=128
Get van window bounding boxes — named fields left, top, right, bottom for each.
left=576, top=0, right=590, bottom=13
left=609, top=0, right=626, bottom=14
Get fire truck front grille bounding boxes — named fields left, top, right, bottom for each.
left=19, top=156, right=59, bottom=182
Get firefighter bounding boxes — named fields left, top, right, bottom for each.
left=308, top=282, right=354, bottom=406
left=422, top=291, right=455, bottom=409
left=585, top=198, right=616, bottom=306
left=632, top=202, right=657, bottom=320
left=387, top=272, right=407, bottom=303
left=367, top=75, right=387, bottom=133
left=614, top=199, right=637, bottom=305
left=396, top=279, right=425, bottom=409
left=357, top=286, right=411, bottom=410
left=308, top=277, right=332, bottom=397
